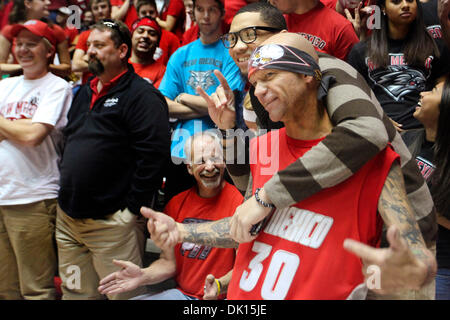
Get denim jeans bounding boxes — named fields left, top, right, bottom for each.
left=435, top=268, right=450, bottom=300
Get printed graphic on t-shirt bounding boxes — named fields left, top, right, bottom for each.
left=263, top=207, right=334, bottom=249
left=426, top=25, right=443, bottom=39
left=180, top=217, right=213, bottom=260
left=416, top=156, right=435, bottom=181
left=187, top=70, right=217, bottom=92
left=0, top=93, right=40, bottom=120
left=298, top=32, right=327, bottom=51
left=367, top=62, right=428, bottom=102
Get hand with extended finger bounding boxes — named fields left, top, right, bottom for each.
left=344, top=1, right=372, bottom=40
left=141, top=206, right=180, bottom=251
left=196, top=70, right=236, bottom=130
left=230, top=194, right=273, bottom=244
left=343, top=225, right=435, bottom=294
left=203, top=274, right=219, bottom=300
left=98, top=259, right=144, bottom=295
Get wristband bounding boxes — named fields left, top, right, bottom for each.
left=175, top=94, right=182, bottom=104
left=215, top=279, right=221, bottom=296
left=254, top=188, right=275, bottom=209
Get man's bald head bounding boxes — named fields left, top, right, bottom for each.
left=260, top=32, right=319, bottom=63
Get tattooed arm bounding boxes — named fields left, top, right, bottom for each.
left=344, top=161, right=437, bottom=293
left=142, top=207, right=238, bottom=250
left=182, top=217, right=238, bottom=249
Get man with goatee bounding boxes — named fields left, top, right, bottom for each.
left=56, top=19, right=170, bottom=300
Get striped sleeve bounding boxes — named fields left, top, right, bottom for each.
left=264, top=53, right=436, bottom=244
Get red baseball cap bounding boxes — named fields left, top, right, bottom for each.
left=131, top=17, right=162, bottom=37
left=10, top=20, right=56, bottom=47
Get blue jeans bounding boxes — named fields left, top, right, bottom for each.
left=436, top=268, right=450, bottom=300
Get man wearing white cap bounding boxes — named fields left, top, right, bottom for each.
left=0, top=19, right=72, bottom=300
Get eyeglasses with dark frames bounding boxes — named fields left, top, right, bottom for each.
left=220, top=26, right=282, bottom=49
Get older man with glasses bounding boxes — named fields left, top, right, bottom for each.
left=56, top=19, right=170, bottom=300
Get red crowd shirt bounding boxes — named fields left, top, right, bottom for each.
left=320, top=0, right=338, bottom=9
left=89, top=69, right=128, bottom=109
left=181, top=24, right=199, bottom=47
left=130, top=60, right=166, bottom=88
left=164, top=182, right=243, bottom=299
left=157, top=29, right=180, bottom=65
left=75, top=29, right=93, bottom=84
left=0, top=1, right=13, bottom=31
left=161, top=0, right=185, bottom=41
left=181, top=21, right=229, bottom=47
left=110, top=0, right=139, bottom=30
left=224, top=0, right=247, bottom=26
left=64, top=26, right=79, bottom=45
left=227, top=128, right=399, bottom=300
left=285, top=2, right=359, bottom=60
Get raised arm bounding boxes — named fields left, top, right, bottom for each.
left=344, top=161, right=436, bottom=293
left=261, top=55, right=436, bottom=245
left=111, top=0, right=132, bottom=21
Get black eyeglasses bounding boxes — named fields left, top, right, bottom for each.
left=221, top=26, right=282, bottom=49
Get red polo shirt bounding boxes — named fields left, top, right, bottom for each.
left=89, top=69, right=128, bottom=110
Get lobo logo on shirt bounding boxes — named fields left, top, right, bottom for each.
left=0, top=94, right=40, bottom=120
left=187, top=70, right=217, bottom=92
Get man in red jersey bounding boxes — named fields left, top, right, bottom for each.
left=142, top=32, right=437, bottom=300
left=98, top=132, right=241, bottom=300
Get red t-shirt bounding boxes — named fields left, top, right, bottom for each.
left=224, top=0, right=247, bottom=26
left=285, top=2, right=359, bottom=60
left=75, top=29, right=93, bottom=84
left=89, top=68, right=128, bottom=109
left=164, top=182, right=243, bottom=299
left=130, top=60, right=166, bottom=88
left=161, top=0, right=185, bottom=41
left=64, top=26, right=79, bottom=45
left=110, top=0, right=139, bottom=30
left=320, top=0, right=338, bottom=10
left=0, top=1, right=13, bottom=31
left=181, top=24, right=199, bottom=47
left=227, top=128, right=399, bottom=300
left=181, top=21, right=229, bottom=47
left=157, top=29, right=180, bottom=65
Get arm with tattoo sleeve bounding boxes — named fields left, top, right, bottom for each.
left=344, top=161, right=436, bottom=293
